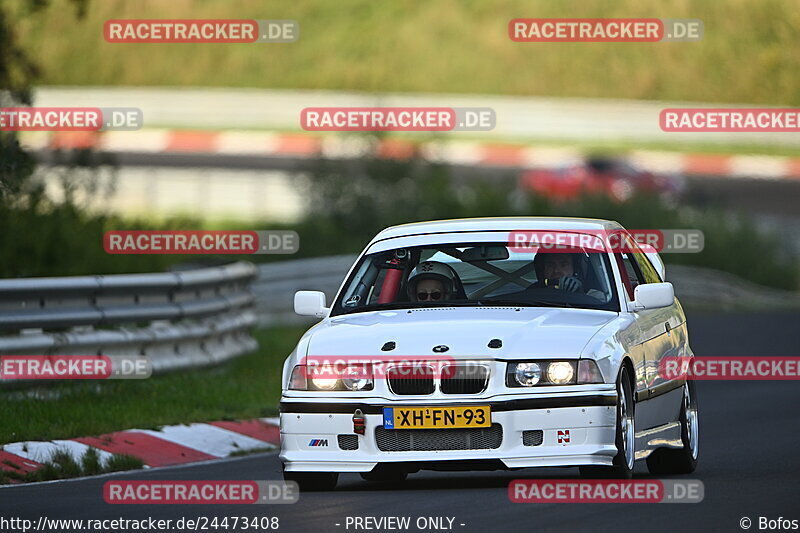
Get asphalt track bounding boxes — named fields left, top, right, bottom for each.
left=2, top=310, right=799, bottom=533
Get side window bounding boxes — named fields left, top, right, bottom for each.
left=631, top=252, right=662, bottom=284
left=620, top=252, right=646, bottom=291
left=367, top=268, right=389, bottom=304
left=372, top=262, right=414, bottom=304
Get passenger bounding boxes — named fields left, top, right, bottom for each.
left=406, top=261, right=461, bottom=302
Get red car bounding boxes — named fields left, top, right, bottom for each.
left=521, top=157, right=684, bottom=203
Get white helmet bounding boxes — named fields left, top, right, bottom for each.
left=406, top=261, right=459, bottom=299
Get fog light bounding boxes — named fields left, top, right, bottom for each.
left=547, top=361, right=575, bottom=384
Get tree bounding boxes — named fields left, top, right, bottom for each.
left=0, top=0, right=87, bottom=201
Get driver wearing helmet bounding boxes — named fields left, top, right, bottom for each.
left=407, top=261, right=461, bottom=302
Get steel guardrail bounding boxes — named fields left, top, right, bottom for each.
left=0, top=262, right=259, bottom=385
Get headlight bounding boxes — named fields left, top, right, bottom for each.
left=289, top=363, right=374, bottom=391
left=341, top=365, right=373, bottom=391
left=507, top=361, right=578, bottom=386
left=310, top=376, right=339, bottom=390
left=546, top=361, right=575, bottom=384
left=514, top=362, right=542, bottom=386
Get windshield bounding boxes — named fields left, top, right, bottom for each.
left=331, top=241, right=620, bottom=316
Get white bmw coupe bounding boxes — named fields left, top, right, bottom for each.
left=280, top=217, right=699, bottom=490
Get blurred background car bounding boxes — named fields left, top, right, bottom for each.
left=520, top=156, right=685, bottom=203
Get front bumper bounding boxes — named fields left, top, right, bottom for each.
left=279, top=390, right=618, bottom=472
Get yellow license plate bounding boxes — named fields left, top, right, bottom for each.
left=383, top=406, right=491, bottom=429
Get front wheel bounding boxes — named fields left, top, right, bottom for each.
left=646, top=380, right=699, bottom=475
left=579, top=366, right=635, bottom=479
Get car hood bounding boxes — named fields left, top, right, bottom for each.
left=304, top=307, right=617, bottom=360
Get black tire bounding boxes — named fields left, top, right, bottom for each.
left=646, top=380, right=699, bottom=475
left=360, top=464, right=408, bottom=483
left=282, top=468, right=338, bottom=491
left=579, top=365, right=635, bottom=479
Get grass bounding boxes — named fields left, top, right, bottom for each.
left=0, top=447, right=144, bottom=484
left=10, top=0, right=800, bottom=105
left=0, top=326, right=305, bottom=445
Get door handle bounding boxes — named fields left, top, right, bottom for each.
left=665, top=321, right=671, bottom=335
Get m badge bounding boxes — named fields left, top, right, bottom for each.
left=308, top=439, right=328, bottom=447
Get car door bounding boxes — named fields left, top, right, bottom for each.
left=616, top=249, right=677, bottom=430
left=612, top=250, right=649, bottom=410
left=628, top=249, right=684, bottom=428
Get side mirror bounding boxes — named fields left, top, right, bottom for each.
left=294, top=290, right=329, bottom=318
left=632, top=282, right=674, bottom=310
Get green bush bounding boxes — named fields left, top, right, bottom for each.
left=0, top=200, right=199, bottom=278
